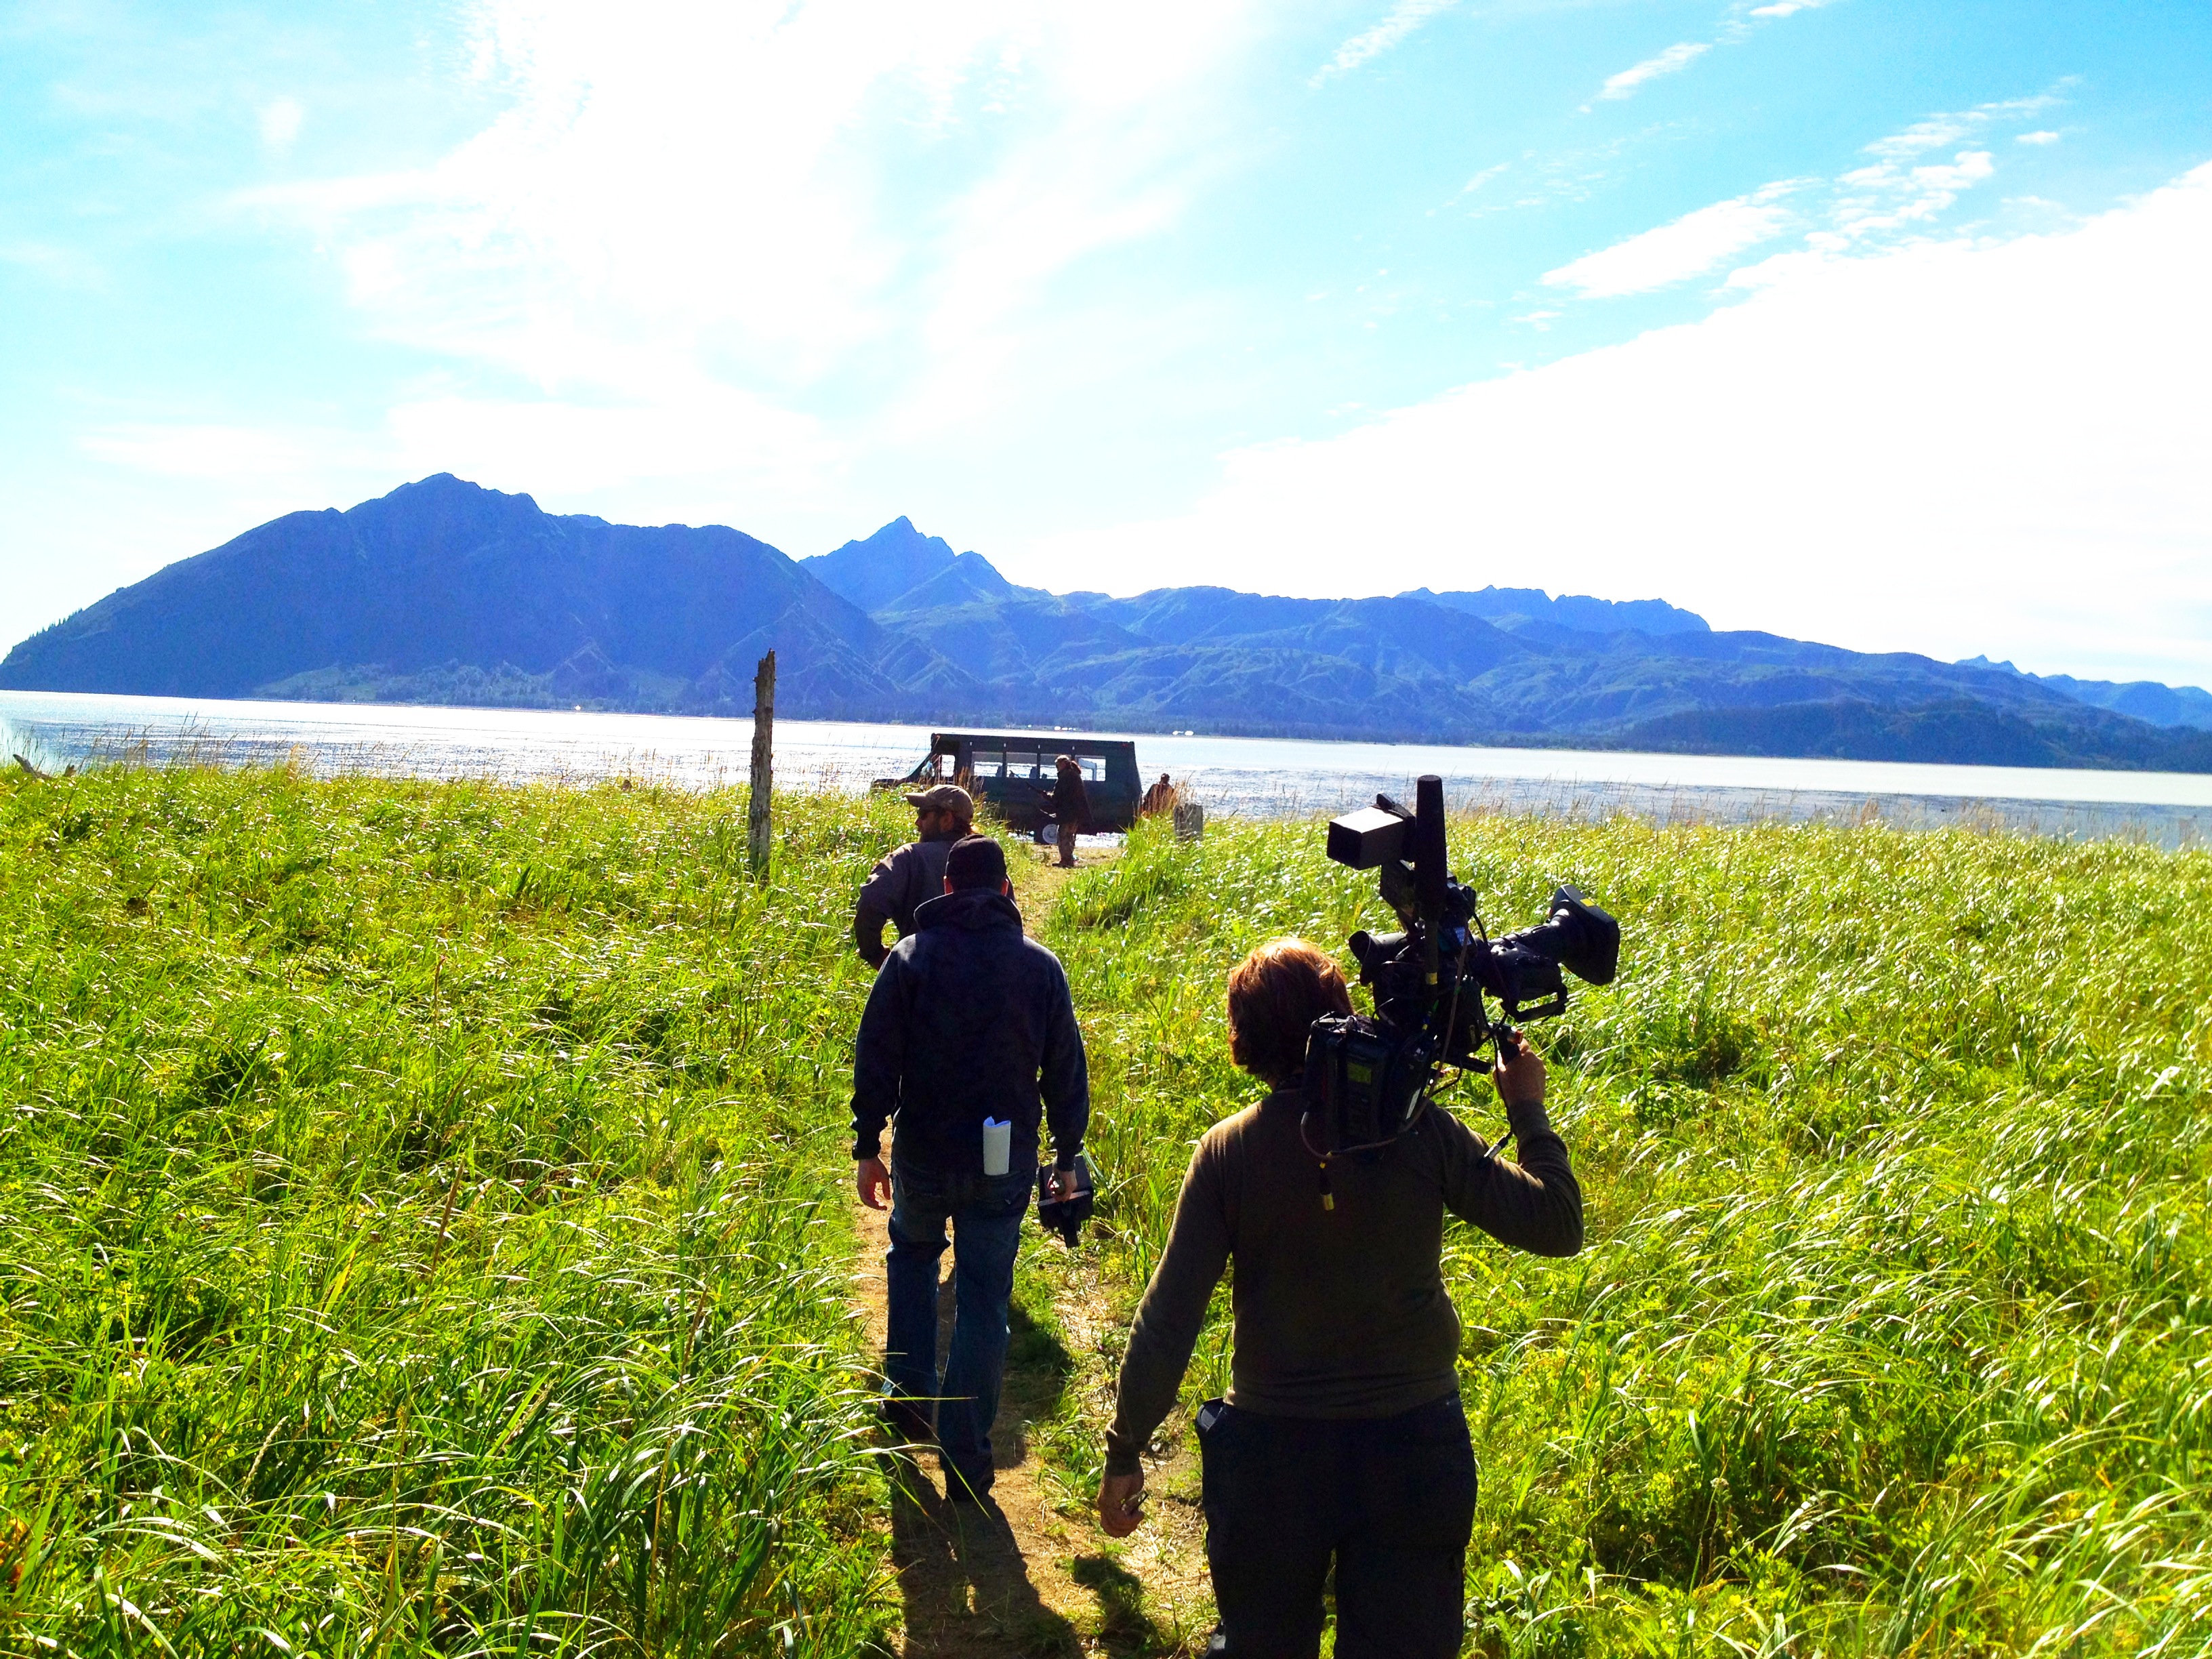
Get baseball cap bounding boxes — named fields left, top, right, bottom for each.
left=903, top=783, right=974, bottom=817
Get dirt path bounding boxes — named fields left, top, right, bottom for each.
left=852, top=841, right=1213, bottom=1657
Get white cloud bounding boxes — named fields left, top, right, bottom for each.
left=1780, top=96, right=2053, bottom=247
left=1565, top=98, right=2048, bottom=305
left=1860, top=94, right=2057, bottom=160
left=244, top=0, right=1269, bottom=476
left=1747, top=0, right=1839, bottom=18
left=1542, top=184, right=1799, bottom=296
left=1313, top=0, right=1454, bottom=87
left=2018, top=130, right=2060, bottom=146
left=1830, top=147, right=1992, bottom=239
left=258, top=96, right=304, bottom=152
left=1021, top=164, right=2212, bottom=688
left=1595, top=41, right=1708, bottom=103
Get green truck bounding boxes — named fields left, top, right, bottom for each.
left=875, top=731, right=1143, bottom=835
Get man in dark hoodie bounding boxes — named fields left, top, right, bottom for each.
left=852, top=833, right=1090, bottom=1500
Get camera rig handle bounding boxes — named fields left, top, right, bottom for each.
left=1414, top=775, right=1448, bottom=996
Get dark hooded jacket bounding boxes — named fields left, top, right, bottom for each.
left=851, top=887, right=1090, bottom=1175
left=1052, top=768, right=1091, bottom=834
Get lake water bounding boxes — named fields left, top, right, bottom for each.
left=4, top=689, right=2208, bottom=846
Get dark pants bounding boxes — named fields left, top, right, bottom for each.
left=884, top=1157, right=1031, bottom=1494
left=1197, top=1393, right=1477, bottom=1659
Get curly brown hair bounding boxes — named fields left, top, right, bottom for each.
left=1226, top=938, right=1353, bottom=1086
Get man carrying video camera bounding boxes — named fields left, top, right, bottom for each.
left=853, top=833, right=1090, bottom=1503
left=1096, top=937, right=1582, bottom=1658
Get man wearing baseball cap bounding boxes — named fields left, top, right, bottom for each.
left=854, top=783, right=973, bottom=968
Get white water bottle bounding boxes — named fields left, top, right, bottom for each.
left=982, top=1117, right=1012, bottom=1176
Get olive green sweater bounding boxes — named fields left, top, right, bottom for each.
left=1104, top=1086, right=1582, bottom=1477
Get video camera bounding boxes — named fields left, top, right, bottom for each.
left=1303, top=775, right=1619, bottom=1168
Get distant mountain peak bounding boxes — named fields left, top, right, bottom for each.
left=852, top=516, right=946, bottom=556
left=799, top=516, right=1023, bottom=613
left=384, top=471, right=529, bottom=505
left=0, top=474, right=967, bottom=716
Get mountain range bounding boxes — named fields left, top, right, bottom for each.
left=5, top=474, right=2208, bottom=772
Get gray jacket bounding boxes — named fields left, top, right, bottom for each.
left=854, top=830, right=960, bottom=966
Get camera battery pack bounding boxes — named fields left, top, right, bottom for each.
left=1304, top=1013, right=1429, bottom=1151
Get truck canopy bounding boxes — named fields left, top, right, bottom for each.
left=876, top=732, right=1143, bottom=834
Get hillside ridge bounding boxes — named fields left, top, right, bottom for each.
left=5, top=475, right=2207, bottom=771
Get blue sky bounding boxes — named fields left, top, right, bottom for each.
left=3, top=0, right=2207, bottom=684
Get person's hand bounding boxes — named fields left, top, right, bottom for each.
left=1492, top=1029, right=1547, bottom=1111
left=1042, top=1167, right=1074, bottom=1201
left=857, top=1156, right=892, bottom=1211
left=1097, top=1470, right=1146, bottom=1537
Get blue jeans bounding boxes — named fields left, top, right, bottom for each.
left=884, top=1157, right=1032, bottom=1493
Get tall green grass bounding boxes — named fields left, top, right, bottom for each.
left=1042, top=813, right=2212, bottom=1656
left=15, top=766, right=2211, bottom=1654
left=0, top=766, right=921, bottom=1656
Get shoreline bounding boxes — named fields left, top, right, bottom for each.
left=6, top=693, right=2207, bottom=848
left=6, top=737, right=2203, bottom=851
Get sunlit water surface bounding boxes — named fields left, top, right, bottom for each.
left=4, top=690, right=2207, bottom=844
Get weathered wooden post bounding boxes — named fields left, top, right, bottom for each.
left=749, top=649, right=775, bottom=878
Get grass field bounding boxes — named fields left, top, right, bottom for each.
left=1036, top=812, right=2212, bottom=1656
left=0, top=764, right=918, bottom=1655
left=5, top=764, right=2209, bottom=1656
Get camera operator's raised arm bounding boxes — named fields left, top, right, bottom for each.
left=1429, top=1031, right=1583, bottom=1258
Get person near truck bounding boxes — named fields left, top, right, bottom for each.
left=1094, top=937, right=1583, bottom=1658
left=852, top=833, right=1091, bottom=1502
left=853, top=783, right=972, bottom=968
left=1048, top=754, right=1089, bottom=868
